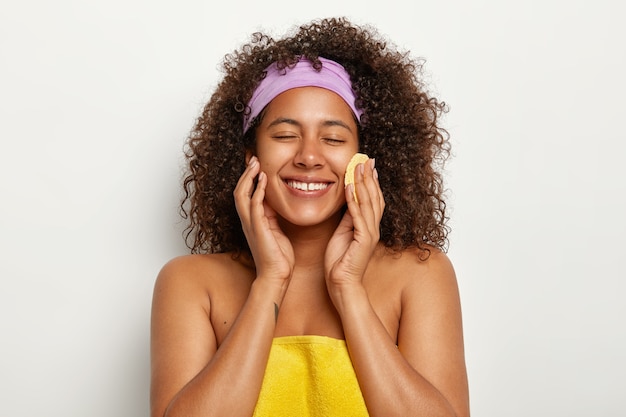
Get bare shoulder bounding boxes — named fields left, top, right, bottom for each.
left=367, top=245, right=461, bottom=332
left=382, top=246, right=459, bottom=311
left=363, top=246, right=457, bottom=341
left=153, top=253, right=255, bottom=345
left=155, top=252, right=254, bottom=295
left=156, top=252, right=252, bottom=279
left=369, top=245, right=457, bottom=290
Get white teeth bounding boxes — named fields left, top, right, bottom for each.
left=287, top=181, right=329, bottom=191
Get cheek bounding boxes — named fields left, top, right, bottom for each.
left=333, top=150, right=359, bottom=171
left=257, top=147, right=293, bottom=174
left=259, top=160, right=279, bottom=175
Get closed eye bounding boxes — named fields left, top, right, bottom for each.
left=322, top=138, right=345, bottom=145
left=273, top=134, right=298, bottom=140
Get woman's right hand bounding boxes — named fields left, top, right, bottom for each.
left=234, top=156, right=295, bottom=284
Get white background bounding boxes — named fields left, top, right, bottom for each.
left=1, top=1, right=624, bottom=416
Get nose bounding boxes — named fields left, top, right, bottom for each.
left=294, top=136, right=325, bottom=169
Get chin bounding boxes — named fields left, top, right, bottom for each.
left=279, top=207, right=342, bottom=228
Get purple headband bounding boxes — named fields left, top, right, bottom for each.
left=243, top=56, right=362, bottom=133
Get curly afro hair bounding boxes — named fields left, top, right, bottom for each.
left=181, top=16, right=451, bottom=256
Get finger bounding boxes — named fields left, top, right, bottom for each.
left=242, top=171, right=271, bottom=260
left=345, top=162, right=369, bottom=217
left=354, top=158, right=383, bottom=221
left=373, top=166, right=385, bottom=216
left=365, top=159, right=385, bottom=219
left=346, top=175, right=372, bottom=245
left=250, top=171, right=267, bottom=225
left=234, top=160, right=261, bottom=240
left=354, top=161, right=376, bottom=220
left=234, top=156, right=260, bottom=217
left=350, top=160, right=382, bottom=241
left=234, top=156, right=260, bottom=197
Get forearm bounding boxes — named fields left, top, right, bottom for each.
left=164, top=278, right=286, bottom=417
left=333, top=285, right=459, bottom=417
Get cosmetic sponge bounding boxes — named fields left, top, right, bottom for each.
left=344, top=153, right=369, bottom=202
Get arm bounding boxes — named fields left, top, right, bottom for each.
left=151, top=157, right=294, bottom=417
left=326, top=159, right=469, bottom=416
left=150, top=258, right=286, bottom=417
left=332, top=252, right=469, bottom=417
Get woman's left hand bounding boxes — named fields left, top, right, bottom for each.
left=325, top=158, right=385, bottom=292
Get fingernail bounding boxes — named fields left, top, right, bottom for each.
left=371, top=158, right=376, bottom=170
left=373, top=167, right=379, bottom=179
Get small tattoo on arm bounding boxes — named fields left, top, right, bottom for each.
left=274, top=302, right=279, bottom=323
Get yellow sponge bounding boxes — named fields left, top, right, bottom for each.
left=344, top=153, right=369, bottom=202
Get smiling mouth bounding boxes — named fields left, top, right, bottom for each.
left=285, top=180, right=330, bottom=191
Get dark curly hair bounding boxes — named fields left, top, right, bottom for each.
left=181, top=17, right=451, bottom=256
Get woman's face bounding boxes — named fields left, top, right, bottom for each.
left=253, top=86, right=359, bottom=228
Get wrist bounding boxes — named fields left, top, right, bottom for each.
left=328, top=282, right=369, bottom=317
left=251, top=274, right=290, bottom=306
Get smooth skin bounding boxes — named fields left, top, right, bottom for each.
left=150, top=87, right=469, bottom=417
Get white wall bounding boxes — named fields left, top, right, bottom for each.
left=1, top=1, right=624, bottom=416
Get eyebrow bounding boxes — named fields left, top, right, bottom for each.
left=266, top=117, right=354, bottom=133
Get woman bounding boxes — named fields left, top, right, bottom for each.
left=150, top=17, right=469, bottom=417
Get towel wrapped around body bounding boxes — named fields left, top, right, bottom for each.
left=253, top=335, right=369, bottom=416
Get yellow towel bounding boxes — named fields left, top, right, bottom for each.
left=253, top=335, right=369, bottom=416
